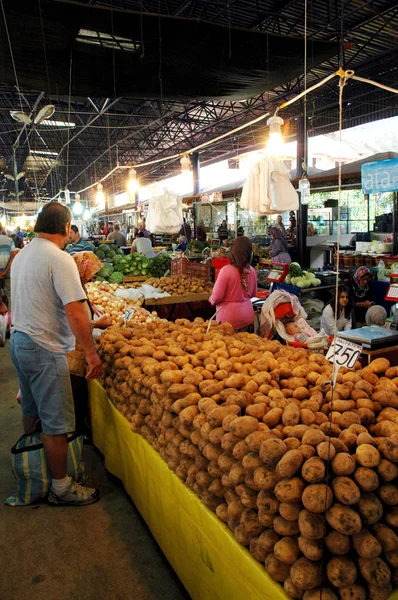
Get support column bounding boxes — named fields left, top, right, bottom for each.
left=191, top=152, right=200, bottom=238
left=393, top=192, right=398, bottom=255
left=296, top=115, right=308, bottom=267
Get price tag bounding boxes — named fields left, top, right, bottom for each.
left=123, top=308, right=134, bottom=321
left=326, top=337, right=363, bottom=384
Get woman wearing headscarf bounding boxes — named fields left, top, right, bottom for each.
left=348, top=266, right=374, bottom=326
left=209, top=236, right=257, bottom=331
left=269, top=226, right=291, bottom=265
left=68, top=252, right=111, bottom=435
left=365, top=305, right=387, bottom=328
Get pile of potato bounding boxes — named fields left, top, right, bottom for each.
left=96, top=319, right=398, bottom=600
left=144, top=275, right=213, bottom=296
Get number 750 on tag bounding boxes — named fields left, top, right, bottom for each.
left=326, top=337, right=363, bottom=370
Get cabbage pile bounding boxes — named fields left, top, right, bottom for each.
left=285, top=264, right=321, bottom=288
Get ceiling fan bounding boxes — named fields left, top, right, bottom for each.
left=10, top=104, right=55, bottom=126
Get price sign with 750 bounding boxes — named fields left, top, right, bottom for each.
left=326, top=337, right=363, bottom=370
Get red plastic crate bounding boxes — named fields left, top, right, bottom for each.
left=171, top=258, right=211, bottom=281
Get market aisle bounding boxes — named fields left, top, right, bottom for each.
left=0, top=343, right=190, bottom=600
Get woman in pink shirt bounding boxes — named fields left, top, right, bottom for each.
left=209, top=236, right=257, bottom=331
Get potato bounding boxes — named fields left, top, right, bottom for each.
left=259, top=438, right=287, bottom=467
left=298, top=510, right=326, bottom=540
left=207, top=405, right=240, bottom=427
left=259, top=529, right=280, bottom=552
left=284, top=577, right=304, bottom=600
left=263, top=407, right=283, bottom=428
left=230, top=416, right=259, bottom=438
left=368, top=583, right=392, bottom=600
left=274, top=536, right=300, bottom=565
left=357, top=493, right=383, bottom=525
left=253, top=466, right=280, bottom=491
left=326, top=504, right=362, bottom=535
left=316, top=441, right=336, bottom=461
left=284, top=437, right=301, bottom=450
left=224, top=373, right=247, bottom=388
left=385, top=550, right=398, bottom=568
left=354, top=467, right=379, bottom=492
left=276, top=449, right=304, bottom=478
left=327, top=556, right=357, bottom=587
left=332, top=477, right=361, bottom=505
left=325, top=531, right=351, bottom=555
left=356, top=444, right=380, bottom=468
left=373, top=523, right=398, bottom=552
left=331, top=453, right=355, bottom=476
left=168, top=383, right=198, bottom=399
left=245, top=431, right=271, bottom=452
left=233, top=440, right=250, bottom=460
left=368, top=357, right=390, bottom=374
left=302, top=483, right=333, bottom=513
left=274, top=478, right=305, bottom=503
left=379, top=483, right=398, bottom=505
left=339, top=430, right=357, bottom=451
left=290, top=557, right=322, bottom=591
left=353, top=528, right=382, bottom=558
left=379, top=437, right=398, bottom=462
left=299, top=445, right=316, bottom=461
left=302, top=457, right=326, bottom=484
left=358, top=557, right=391, bottom=587
left=264, top=553, right=291, bottom=582
left=298, top=536, right=323, bottom=561
left=257, top=490, right=280, bottom=515
left=337, top=584, right=366, bottom=600
left=301, top=430, right=325, bottom=447
left=279, top=502, right=301, bottom=522
left=282, top=404, right=300, bottom=427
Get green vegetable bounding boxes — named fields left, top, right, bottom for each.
left=97, top=265, right=114, bottom=279
left=147, top=253, right=172, bottom=278
left=109, top=271, right=124, bottom=284
left=289, top=262, right=304, bottom=278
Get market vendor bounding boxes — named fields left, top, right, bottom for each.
left=209, top=236, right=257, bottom=331
left=320, top=285, right=353, bottom=335
left=217, top=220, right=229, bottom=243
left=348, top=266, right=374, bottom=326
left=130, top=231, right=156, bottom=259
left=269, top=227, right=291, bottom=265
left=275, top=215, right=286, bottom=238
left=68, top=225, right=94, bottom=255
left=196, top=221, right=207, bottom=243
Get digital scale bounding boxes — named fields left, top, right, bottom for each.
left=337, top=326, right=398, bottom=349
left=266, top=263, right=289, bottom=283
left=385, top=274, right=398, bottom=302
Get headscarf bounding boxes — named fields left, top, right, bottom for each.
left=229, top=236, right=252, bottom=292
left=73, top=251, right=103, bottom=285
left=269, top=226, right=288, bottom=250
left=365, top=305, right=387, bottom=327
left=353, top=266, right=371, bottom=288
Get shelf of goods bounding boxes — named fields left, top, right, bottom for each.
left=92, top=319, right=398, bottom=600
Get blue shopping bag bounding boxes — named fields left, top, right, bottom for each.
left=5, top=431, right=85, bottom=506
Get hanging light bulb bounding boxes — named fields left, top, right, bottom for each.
left=127, top=168, right=139, bottom=195
left=266, top=115, right=284, bottom=156
left=179, top=155, right=193, bottom=194
left=298, top=176, right=311, bottom=205
left=96, top=183, right=105, bottom=208
left=73, top=193, right=83, bottom=215
left=180, top=155, right=191, bottom=173
left=83, top=209, right=91, bottom=221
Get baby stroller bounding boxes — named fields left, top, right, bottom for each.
left=259, top=290, right=328, bottom=349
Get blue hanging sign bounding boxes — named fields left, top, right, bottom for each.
left=361, top=158, right=398, bottom=194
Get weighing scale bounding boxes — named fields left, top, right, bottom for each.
left=337, top=326, right=398, bottom=349
left=385, top=274, right=398, bottom=302
left=266, top=263, right=290, bottom=294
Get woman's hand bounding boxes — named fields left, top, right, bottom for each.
left=0, top=299, right=7, bottom=315
left=93, top=315, right=113, bottom=330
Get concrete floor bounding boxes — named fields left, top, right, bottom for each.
left=0, top=342, right=190, bottom=600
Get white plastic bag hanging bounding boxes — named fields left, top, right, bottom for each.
left=146, top=189, right=183, bottom=234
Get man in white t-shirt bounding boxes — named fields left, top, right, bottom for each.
left=131, top=231, right=156, bottom=258
left=10, top=202, right=101, bottom=507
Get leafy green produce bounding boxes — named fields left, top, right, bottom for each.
left=97, top=265, right=114, bottom=278
left=187, top=240, right=208, bottom=252
left=147, top=253, right=172, bottom=278
left=288, top=262, right=304, bottom=278
left=109, top=271, right=124, bottom=284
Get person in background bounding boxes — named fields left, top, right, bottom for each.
left=0, top=222, right=15, bottom=309
left=209, top=236, right=257, bottom=331
left=196, top=221, right=207, bottom=243
left=365, top=305, right=387, bottom=328
left=130, top=231, right=156, bottom=259
left=218, top=219, right=229, bottom=243
left=138, top=220, right=151, bottom=238
left=16, top=226, right=24, bottom=241
left=120, top=222, right=127, bottom=237
left=107, top=223, right=126, bottom=247
left=269, top=227, right=291, bottom=265
left=349, top=266, right=374, bottom=326
left=67, top=225, right=94, bottom=255
left=320, top=285, right=353, bottom=336
left=275, top=215, right=286, bottom=238
left=12, top=233, right=23, bottom=250
left=102, top=224, right=108, bottom=237
left=69, top=252, right=112, bottom=435
left=237, top=221, right=244, bottom=237
left=10, top=202, right=101, bottom=506
left=179, top=218, right=192, bottom=243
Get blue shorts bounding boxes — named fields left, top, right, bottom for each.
left=10, top=331, right=75, bottom=435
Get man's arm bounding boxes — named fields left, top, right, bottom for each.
left=64, top=301, right=102, bottom=380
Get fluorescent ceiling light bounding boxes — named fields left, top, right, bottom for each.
left=76, top=28, right=141, bottom=52
left=30, top=150, right=59, bottom=157
left=41, top=120, right=76, bottom=128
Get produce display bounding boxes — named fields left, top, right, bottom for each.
left=285, top=263, right=321, bottom=288
left=146, top=253, right=172, bottom=278
left=253, top=243, right=271, bottom=259
left=97, top=320, right=398, bottom=600
left=86, top=282, right=158, bottom=325
left=143, top=275, right=213, bottom=295
left=94, top=244, right=150, bottom=281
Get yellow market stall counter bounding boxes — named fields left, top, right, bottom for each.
left=88, top=380, right=288, bottom=600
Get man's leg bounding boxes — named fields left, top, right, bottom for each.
left=23, top=416, right=39, bottom=434
left=42, top=434, right=68, bottom=479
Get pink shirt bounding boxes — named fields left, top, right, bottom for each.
left=209, top=265, right=257, bottom=330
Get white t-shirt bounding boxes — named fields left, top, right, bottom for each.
left=11, top=238, right=86, bottom=353
left=320, top=304, right=352, bottom=336
left=132, top=237, right=155, bottom=259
